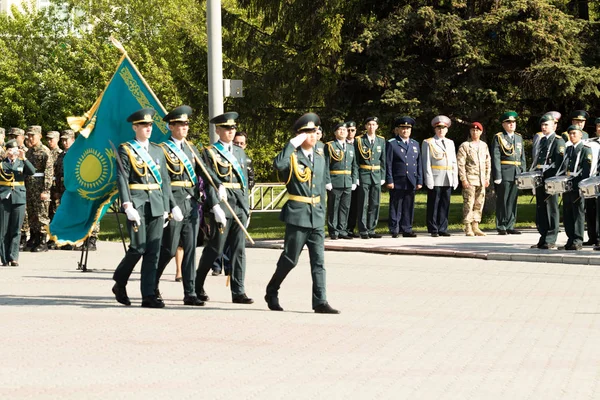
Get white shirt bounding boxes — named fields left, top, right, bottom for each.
left=136, top=139, right=149, bottom=152
left=337, top=139, right=346, bottom=149
left=219, top=140, right=233, bottom=153
left=172, top=137, right=184, bottom=149
left=301, top=148, right=314, bottom=161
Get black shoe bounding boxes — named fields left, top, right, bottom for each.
left=141, top=295, right=165, bottom=308
left=154, top=288, right=163, bottom=302
left=112, top=283, right=131, bottom=306
left=175, top=277, right=182, bottom=282
left=360, top=234, right=370, bottom=239
left=369, top=233, right=382, bottom=238
left=565, top=244, right=583, bottom=251
left=507, top=229, right=521, bottom=235
left=183, top=295, right=205, bottom=306
left=391, top=233, right=399, bottom=238
left=9, top=261, right=18, bottom=267
left=196, top=291, right=210, bottom=302
left=439, top=232, right=451, bottom=237
left=403, top=232, right=417, bottom=238
left=339, top=234, right=353, bottom=240
left=349, top=232, right=360, bottom=238
left=314, top=302, right=340, bottom=314
left=530, top=243, right=541, bottom=249
left=330, top=235, right=339, bottom=240
left=32, top=242, right=48, bottom=252
left=497, top=230, right=507, bottom=235
left=264, top=295, right=283, bottom=311
left=61, top=244, right=74, bottom=250
left=583, top=240, right=597, bottom=246
left=594, top=246, right=600, bottom=251
left=539, top=243, right=556, bottom=250
left=47, top=240, right=57, bottom=250
left=431, top=233, right=439, bottom=237
left=232, top=293, right=254, bottom=304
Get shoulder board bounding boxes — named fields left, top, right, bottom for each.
left=535, top=132, right=543, bottom=137
left=356, top=134, right=364, bottom=140
left=315, top=148, right=324, bottom=156
left=377, top=135, right=385, bottom=140
left=205, top=145, right=214, bottom=150
left=326, top=140, right=335, bottom=145
left=425, top=138, right=433, bottom=143
left=514, top=132, right=522, bottom=137
left=387, top=138, right=395, bottom=142
left=495, top=132, right=503, bottom=137
left=584, top=142, right=594, bottom=148
left=410, top=138, right=418, bottom=143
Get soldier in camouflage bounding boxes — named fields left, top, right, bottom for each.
left=46, top=131, right=62, bottom=223
left=48, top=130, right=73, bottom=250
left=24, top=126, right=53, bottom=252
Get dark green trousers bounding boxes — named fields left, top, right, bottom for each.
left=195, top=209, right=247, bottom=297
left=357, top=182, right=381, bottom=235
left=266, top=224, right=327, bottom=309
left=535, top=188, right=559, bottom=245
left=0, top=200, right=25, bottom=264
left=495, top=180, right=518, bottom=230
left=326, top=187, right=351, bottom=237
left=563, top=190, right=585, bottom=246
left=156, top=208, right=199, bottom=296
left=113, top=204, right=164, bottom=297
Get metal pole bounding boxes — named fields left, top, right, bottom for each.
left=207, top=0, right=224, bottom=144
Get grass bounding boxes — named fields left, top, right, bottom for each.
left=98, top=190, right=538, bottom=241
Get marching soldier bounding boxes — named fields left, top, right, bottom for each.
left=112, top=108, right=172, bottom=308
left=560, top=125, right=592, bottom=250
left=0, top=140, right=36, bottom=266
left=561, top=110, right=589, bottom=143
left=194, top=111, right=253, bottom=304
left=530, top=115, right=565, bottom=249
left=457, top=122, right=491, bottom=237
left=422, top=115, right=458, bottom=237
left=492, top=111, right=526, bottom=235
left=266, top=112, right=340, bottom=314
left=24, top=126, right=53, bottom=252
left=154, top=105, right=204, bottom=306
left=385, top=116, right=422, bottom=238
left=324, top=122, right=357, bottom=240
left=345, top=120, right=360, bottom=237
left=355, top=116, right=386, bottom=239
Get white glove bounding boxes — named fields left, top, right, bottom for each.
left=290, top=133, right=308, bottom=148
left=163, top=211, right=169, bottom=228
left=212, top=204, right=227, bottom=228
left=171, top=206, right=184, bottom=222
left=494, top=179, right=502, bottom=184
left=245, top=215, right=251, bottom=228
left=380, top=180, right=385, bottom=186
left=356, top=179, right=360, bottom=185
left=325, top=183, right=333, bottom=191
left=426, top=184, right=433, bottom=190
left=125, top=207, right=141, bottom=226
left=218, top=185, right=228, bottom=202
left=351, top=184, right=357, bottom=191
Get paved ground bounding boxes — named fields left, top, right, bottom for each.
left=2, top=240, right=600, bottom=399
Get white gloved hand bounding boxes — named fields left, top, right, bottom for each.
left=290, top=133, right=308, bottom=148
left=494, top=179, right=502, bottom=184
left=426, top=184, right=434, bottom=190
left=325, top=183, right=333, bottom=191
left=171, top=206, right=184, bottom=222
left=245, top=215, right=251, bottom=228
left=163, top=211, right=169, bottom=228
left=218, top=185, right=228, bottom=202
left=212, top=204, right=227, bottom=228
left=125, top=207, right=141, bottom=226
left=356, top=179, right=360, bottom=186
left=380, top=180, right=385, bottom=186
left=351, top=184, right=357, bottom=191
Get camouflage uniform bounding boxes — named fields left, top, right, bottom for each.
left=457, top=140, right=491, bottom=227
left=0, top=128, right=5, bottom=159
left=24, top=126, right=53, bottom=252
left=46, top=131, right=63, bottom=221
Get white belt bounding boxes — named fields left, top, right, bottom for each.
left=32, top=173, right=45, bottom=178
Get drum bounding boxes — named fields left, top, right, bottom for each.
left=579, top=176, right=600, bottom=199
left=545, top=175, right=573, bottom=195
left=516, top=170, right=542, bottom=190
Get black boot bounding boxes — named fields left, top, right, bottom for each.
left=24, top=233, right=35, bottom=252
left=32, top=232, right=48, bottom=252
left=47, top=240, right=57, bottom=250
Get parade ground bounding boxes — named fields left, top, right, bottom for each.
left=2, top=232, right=600, bottom=399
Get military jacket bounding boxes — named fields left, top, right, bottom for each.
left=0, top=157, right=36, bottom=205
left=117, top=141, right=171, bottom=217
left=49, top=147, right=62, bottom=167
left=274, top=142, right=325, bottom=229
left=457, top=140, right=491, bottom=186
left=25, top=143, right=53, bottom=193
left=491, top=131, right=526, bottom=181
left=52, top=150, right=67, bottom=197
left=534, top=133, right=565, bottom=179
left=324, top=140, right=357, bottom=189
left=422, top=136, right=458, bottom=189
left=202, top=141, right=249, bottom=219
left=385, top=136, right=422, bottom=189
left=564, top=142, right=592, bottom=187
left=561, top=130, right=589, bottom=144
left=354, top=134, right=386, bottom=184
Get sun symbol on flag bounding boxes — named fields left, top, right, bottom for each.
left=76, top=148, right=109, bottom=189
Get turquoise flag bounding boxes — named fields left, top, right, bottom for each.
left=49, top=54, right=169, bottom=244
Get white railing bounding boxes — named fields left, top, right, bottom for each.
left=250, top=183, right=287, bottom=212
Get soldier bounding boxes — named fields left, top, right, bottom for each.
left=45, top=131, right=62, bottom=222
left=532, top=111, right=561, bottom=159
left=345, top=120, right=360, bottom=237
left=154, top=105, right=203, bottom=306
left=422, top=115, right=458, bottom=237
left=49, top=130, right=75, bottom=250
left=266, top=112, right=340, bottom=314
left=355, top=117, right=386, bottom=239
left=589, top=118, right=600, bottom=248
left=7, top=128, right=29, bottom=250
left=457, top=122, right=491, bottom=236
left=561, top=110, right=589, bottom=143
left=0, top=140, right=36, bottom=266
left=112, top=108, right=172, bottom=308
left=492, top=111, right=526, bottom=235
left=560, top=125, right=592, bottom=250
left=194, top=111, right=253, bottom=304
left=24, top=126, right=53, bottom=252
left=0, top=128, right=5, bottom=158
left=385, top=116, right=422, bottom=238
left=530, top=115, right=565, bottom=249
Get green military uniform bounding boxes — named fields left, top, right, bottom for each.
left=0, top=140, right=36, bottom=265
left=561, top=110, right=590, bottom=143
left=492, top=112, right=526, bottom=233
left=533, top=128, right=565, bottom=247
left=6, top=129, right=30, bottom=250
left=112, top=109, right=171, bottom=307
left=195, top=112, right=251, bottom=303
left=324, top=132, right=358, bottom=239
left=562, top=130, right=592, bottom=249
left=266, top=113, right=338, bottom=314
left=355, top=117, right=386, bottom=238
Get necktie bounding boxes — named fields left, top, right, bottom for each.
left=440, top=139, right=446, bottom=149
left=308, top=153, right=313, bottom=165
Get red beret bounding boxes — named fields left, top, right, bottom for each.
left=470, top=122, right=483, bottom=131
